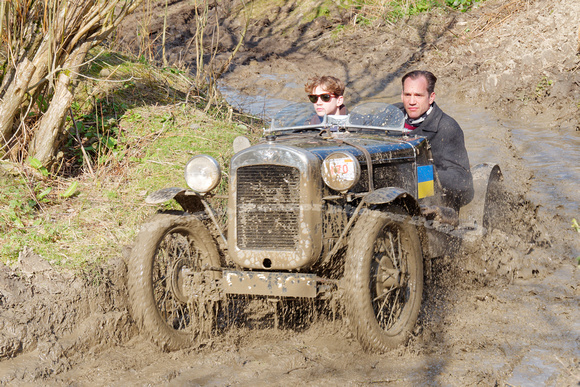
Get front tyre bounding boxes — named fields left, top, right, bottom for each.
left=127, top=212, right=221, bottom=351
left=344, top=208, right=423, bottom=352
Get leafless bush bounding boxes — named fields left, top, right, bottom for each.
left=112, top=0, right=250, bottom=112
left=0, top=0, right=144, bottom=166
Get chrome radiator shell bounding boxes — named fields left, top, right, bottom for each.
left=228, top=144, right=323, bottom=270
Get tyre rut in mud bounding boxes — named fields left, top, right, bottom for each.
left=344, top=208, right=423, bottom=352
left=127, top=212, right=222, bottom=351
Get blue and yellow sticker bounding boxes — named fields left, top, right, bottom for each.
left=417, top=165, right=434, bottom=198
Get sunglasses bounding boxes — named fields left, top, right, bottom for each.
left=308, top=93, right=336, bottom=103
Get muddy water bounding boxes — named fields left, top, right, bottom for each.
left=507, top=120, right=580, bottom=215
left=444, top=103, right=580, bottom=216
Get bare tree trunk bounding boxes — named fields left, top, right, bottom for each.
left=29, top=40, right=92, bottom=164
left=28, top=72, right=73, bottom=164
left=0, top=58, right=35, bottom=145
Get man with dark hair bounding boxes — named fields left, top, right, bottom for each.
left=304, top=75, right=347, bottom=120
left=396, top=70, right=474, bottom=211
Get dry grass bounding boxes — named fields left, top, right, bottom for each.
left=468, top=0, right=537, bottom=37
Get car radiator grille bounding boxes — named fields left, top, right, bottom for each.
left=236, top=165, right=300, bottom=250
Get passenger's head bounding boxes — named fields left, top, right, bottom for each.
left=401, top=70, right=437, bottom=119
left=304, top=75, right=345, bottom=116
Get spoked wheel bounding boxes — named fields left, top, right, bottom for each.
left=344, top=208, right=423, bottom=352
left=127, top=212, right=221, bottom=351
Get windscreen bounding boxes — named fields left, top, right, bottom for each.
left=348, top=102, right=404, bottom=130
left=271, top=103, right=318, bottom=128
left=269, top=102, right=405, bottom=132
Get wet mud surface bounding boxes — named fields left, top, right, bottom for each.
left=1, top=0, right=579, bottom=385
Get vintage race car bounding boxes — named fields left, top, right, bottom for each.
left=127, top=102, right=503, bottom=352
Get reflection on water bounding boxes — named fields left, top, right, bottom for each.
left=506, top=120, right=580, bottom=214
left=219, top=84, right=289, bottom=121
left=443, top=103, right=580, bottom=215
left=218, top=73, right=305, bottom=121
left=219, top=87, right=579, bottom=216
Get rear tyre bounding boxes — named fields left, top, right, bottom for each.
left=127, top=212, right=221, bottom=351
left=344, top=208, right=423, bottom=352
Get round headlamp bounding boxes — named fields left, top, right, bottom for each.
left=184, top=155, right=221, bottom=194
left=321, top=151, right=360, bottom=192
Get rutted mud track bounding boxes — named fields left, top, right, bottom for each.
left=0, top=249, right=134, bottom=381
left=1, top=0, right=579, bottom=385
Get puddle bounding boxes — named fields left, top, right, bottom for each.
left=219, top=84, right=289, bottom=121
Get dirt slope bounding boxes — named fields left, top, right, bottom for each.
left=115, top=0, right=580, bottom=125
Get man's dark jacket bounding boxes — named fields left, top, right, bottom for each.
left=395, top=102, right=474, bottom=210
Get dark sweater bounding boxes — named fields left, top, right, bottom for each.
left=395, top=102, right=474, bottom=210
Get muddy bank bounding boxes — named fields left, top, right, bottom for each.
left=115, top=0, right=580, bottom=129
left=0, top=250, right=134, bottom=382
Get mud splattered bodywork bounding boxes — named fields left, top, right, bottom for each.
left=129, top=102, right=501, bottom=352
left=227, top=134, right=431, bottom=271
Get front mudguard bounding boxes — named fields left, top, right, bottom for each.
left=146, top=187, right=205, bottom=213
left=321, top=187, right=422, bottom=267
left=361, top=187, right=434, bottom=257
left=362, top=187, right=422, bottom=216
left=146, top=187, right=227, bottom=245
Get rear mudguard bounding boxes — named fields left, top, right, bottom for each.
left=416, top=163, right=504, bottom=259
left=146, top=187, right=205, bottom=213
left=459, top=163, right=503, bottom=228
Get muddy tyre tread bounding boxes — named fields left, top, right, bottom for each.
left=344, top=208, right=423, bottom=353
left=127, top=212, right=220, bottom=351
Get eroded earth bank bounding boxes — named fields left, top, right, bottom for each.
left=1, top=0, right=579, bottom=385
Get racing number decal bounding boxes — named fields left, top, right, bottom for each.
left=328, top=158, right=355, bottom=181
